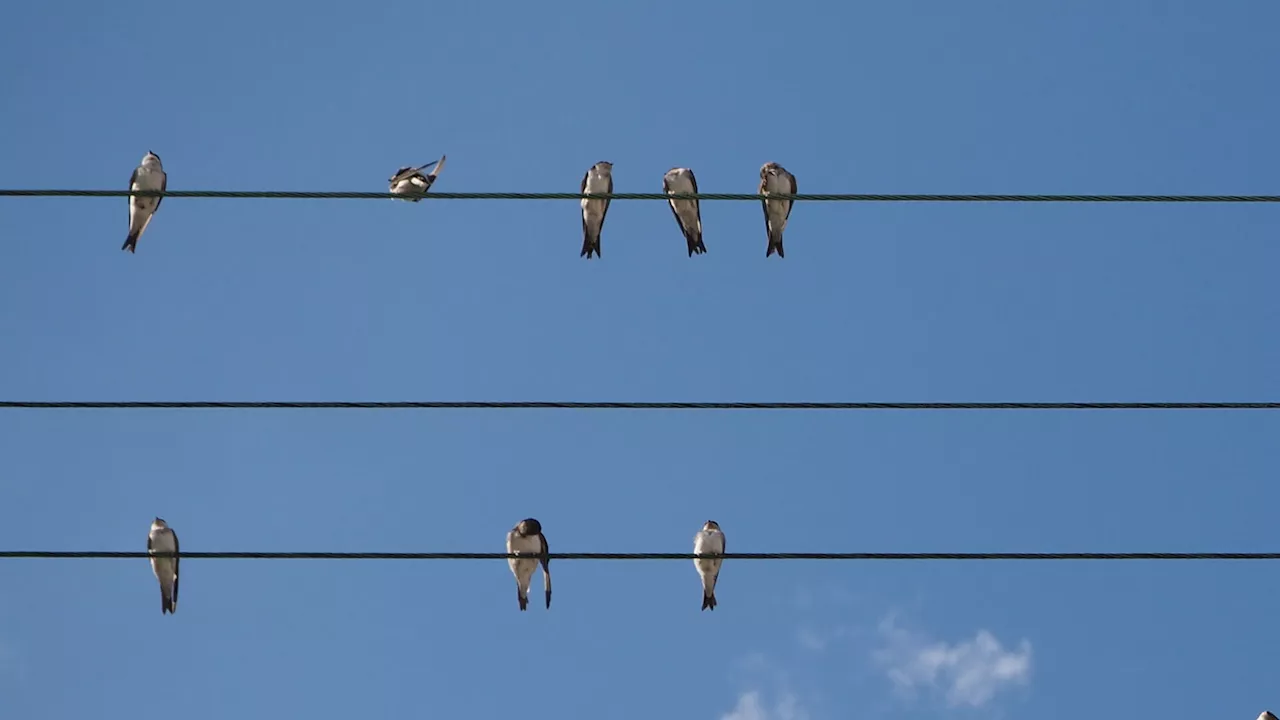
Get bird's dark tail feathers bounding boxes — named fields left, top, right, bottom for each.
left=766, top=232, right=784, bottom=259
left=581, top=235, right=601, bottom=259
left=688, top=237, right=708, bottom=257
left=122, top=232, right=139, bottom=253
left=161, top=588, right=175, bottom=614
left=518, top=589, right=528, bottom=611
left=702, top=592, right=717, bottom=611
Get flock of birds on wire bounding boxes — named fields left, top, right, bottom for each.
left=146, top=517, right=728, bottom=615
left=51, top=155, right=1280, bottom=720
left=120, top=151, right=801, bottom=258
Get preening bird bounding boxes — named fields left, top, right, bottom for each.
left=506, top=518, right=551, bottom=610
left=758, top=161, right=797, bottom=259
left=389, top=155, right=447, bottom=201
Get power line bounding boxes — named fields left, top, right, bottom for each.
left=3, top=189, right=1280, bottom=203
left=3, top=551, right=1278, bottom=561
left=1, top=401, right=1276, bottom=411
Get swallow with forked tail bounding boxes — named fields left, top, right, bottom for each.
left=506, top=518, right=551, bottom=610
left=759, top=162, right=796, bottom=258
left=123, top=151, right=167, bottom=253
left=693, top=520, right=725, bottom=610
left=663, top=167, right=706, bottom=257
left=147, top=517, right=180, bottom=614
left=580, top=161, right=613, bottom=258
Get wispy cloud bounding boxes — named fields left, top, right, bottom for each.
left=794, top=623, right=859, bottom=653
left=873, top=615, right=1032, bottom=708
left=721, top=654, right=814, bottom=720
left=720, top=690, right=810, bottom=720
left=795, top=627, right=827, bottom=652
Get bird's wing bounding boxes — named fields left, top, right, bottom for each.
left=128, top=167, right=139, bottom=226
left=155, top=170, right=166, bottom=212
left=784, top=171, right=796, bottom=220
left=688, top=170, right=702, bottom=226
left=600, top=173, right=612, bottom=226
left=428, top=155, right=446, bottom=178
left=171, top=530, right=180, bottom=604
left=539, top=533, right=552, bottom=605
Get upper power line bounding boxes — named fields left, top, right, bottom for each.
left=4, top=189, right=1280, bottom=202
left=2, top=401, right=1277, bottom=411
left=6, top=551, right=1280, bottom=561
left=31, top=154, right=1280, bottom=256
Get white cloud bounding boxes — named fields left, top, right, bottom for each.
left=796, top=627, right=828, bottom=652
left=874, top=616, right=1032, bottom=708
left=721, top=691, right=809, bottom=720
left=795, top=623, right=857, bottom=653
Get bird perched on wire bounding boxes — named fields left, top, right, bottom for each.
left=506, top=518, right=551, bottom=611
left=388, top=155, right=447, bottom=201
left=147, top=517, right=180, bottom=615
left=123, top=151, right=167, bottom=253
left=693, top=520, right=725, bottom=611
left=663, top=167, right=706, bottom=257
left=759, top=161, right=797, bottom=259
left=579, top=161, right=613, bottom=258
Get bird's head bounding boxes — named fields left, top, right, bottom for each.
left=516, top=518, right=543, bottom=536
left=703, top=520, right=721, bottom=532
left=152, top=517, right=168, bottom=529
left=760, top=162, right=779, bottom=178
left=596, top=161, right=613, bottom=172
left=143, top=151, right=163, bottom=168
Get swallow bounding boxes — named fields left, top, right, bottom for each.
left=663, top=167, right=706, bottom=257
left=388, top=155, right=447, bottom=201
left=506, top=518, right=551, bottom=610
left=693, top=520, right=725, bottom=611
left=1259, top=713, right=1278, bottom=720
left=580, top=161, right=613, bottom=258
left=759, top=162, right=797, bottom=259
left=147, top=517, right=180, bottom=614
left=123, top=151, right=167, bottom=253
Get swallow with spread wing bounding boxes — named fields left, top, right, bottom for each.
left=389, top=155, right=447, bottom=201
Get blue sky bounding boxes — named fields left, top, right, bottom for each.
left=1, top=1, right=1278, bottom=718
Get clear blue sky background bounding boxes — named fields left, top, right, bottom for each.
left=1, top=2, right=1277, bottom=718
